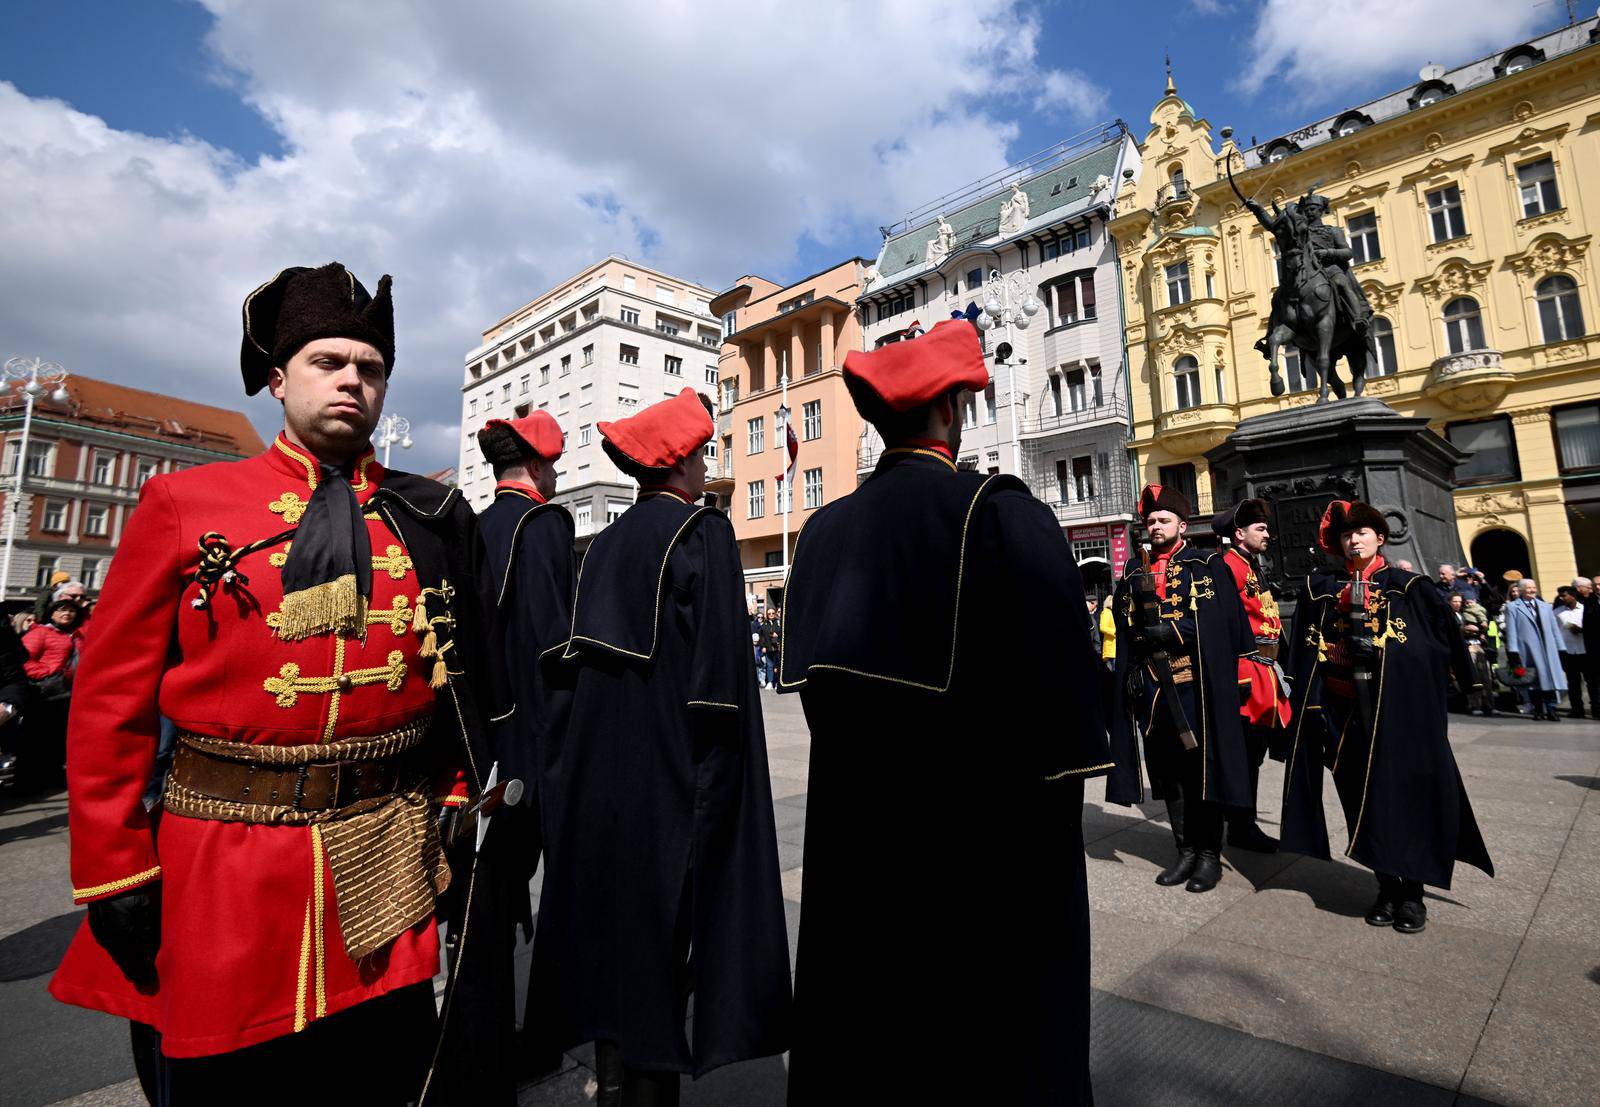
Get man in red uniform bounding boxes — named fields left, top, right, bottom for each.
left=50, top=263, right=513, bottom=1104
left=1212, top=499, right=1291, bottom=853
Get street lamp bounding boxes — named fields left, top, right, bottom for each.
left=0, top=357, right=69, bottom=601
left=974, top=269, right=1040, bottom=475
left=374, top=413, right=413, bottom=468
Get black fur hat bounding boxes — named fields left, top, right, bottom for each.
left=240, top=263, right=394, bottom=395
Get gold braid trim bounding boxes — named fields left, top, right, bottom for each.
left=73, top=864, right=163, bottom=901
left=176, top=719, right=429, bottom=766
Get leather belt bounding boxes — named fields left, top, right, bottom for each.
left=1253, top=638, right=1281, bottom=662
left=169, top=739, right=416, bottom=813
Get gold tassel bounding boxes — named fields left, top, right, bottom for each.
left=429, top=657, right=449, bottom=690
left=419, top=628, right=439, bottom=661
left=276, top=575, right=368, bottom=641
left=412, top=595, right=428, bottom=634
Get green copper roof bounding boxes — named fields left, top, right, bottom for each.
left=879, top=141, right=1120, bottom=280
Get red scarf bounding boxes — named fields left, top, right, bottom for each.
left=495, top=479, right=546, bottom=504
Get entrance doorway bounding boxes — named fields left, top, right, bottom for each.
left=1077, top=556, right=1112, bottom=602
left=1469, top=528, right=1531, bottom=587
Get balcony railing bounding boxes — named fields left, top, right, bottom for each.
left=1023, top=392, right=1131, bottom=435
left=1155, top=182, right=1192, bottom=207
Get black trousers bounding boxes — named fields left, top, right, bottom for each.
left=1376, top=872, right=1423, bottom=905
left=135, top=982, right=437, bottom=1106
left=1561, top=652, right=1593, bottom=715
left=1225, top=723, right=1272, bottom=830
left=1153, top=743, right=1223, bottom=853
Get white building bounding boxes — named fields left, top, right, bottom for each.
left=457, top=257, right=722, bottom=539
left=857, top=124, right=1142, bottom=593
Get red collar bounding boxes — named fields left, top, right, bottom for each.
left=900, top=437, right=954, bottom=460
left=265, top=433, right=379, bottom=493
left=642, top=485, right=694, bottom=504
left=495, top=479, right=546, bottom=504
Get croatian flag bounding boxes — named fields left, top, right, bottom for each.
left=777, top=405, right=799, bottom=491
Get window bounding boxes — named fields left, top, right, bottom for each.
left=1517, top=158, right=1559, bottom=218
left=721, top=379, right=739, bottom=410
left=560, top=355, right=571, bottom=377
left=468, top=398, right=478, bottom=416
left=654, top=285, right=677, bottom=305
left=776, top=477, right=792, bottom=513
left=1055, top=459, right=1069, bottom=502
left=802, top=399, right=822, bottom=441
left=621, top=306, right=640, bottom=326
left=1503, top=50, right=1538, bottom=74
left=877, top=292, right=914, bottom=322
left=1157, top=463, right=1199, bottom=511
left=582, top=344, right=594, bottom=366
left=1537, top=275, right=1585, bottom=344
left=84, top=504, right=108, bottom=536
left=520, top=375, right=530, bottom=395
left=1215, top=364, right=1227, bottom=403
left=134, top=458, right=158, bottom=487
left=705, top=365, right=718, bottom=386
left=1169, top=166, right=1187, bottom=198
left=803, top=467, right=823, bottom=509
left=1282, top=346, right=1311, bottom=392
left=41, top=500, right=67, bottom=532
left=656, top=318, right=681, bottom=336
left=1048, top=374, right=1063, bottom=417
left=983, top=383, right=996, bottom=425
left=539, top=365, right=550, bottom=385
left=1554, top=404, right=1600, bottom=473
left=774, top=406, right=787, bottom=447
left=1347, top=212, right=1380, bottom=264
left=484, top=390, right=495, bottom=411
left=91, top=452, right=115, bottom=484
left=1415, top=83, right=1451, bottom=107
left=721, top=310, right=736, bottom=337
left=1072, top=456, right=1095, bottom=501
left=1426, top=185, right=1466, bottom=242
left=1266, top=144, right=1291, bottom=163
left=575, top=503, right=592, bottom=530
left=1446, top=417, right=1519, bottom=485
left=1370, top=317, right=1399, bottom=377
left=557, top=392, right=570, bottom=412
left=579, top=424, right=592, bottom=446
left=1044, top=240, right=1061, bottom=261
left=81, top=557, right=104, bottom=590
left=1165, top=261, right=1191, bottom=306
left=663, top=355, right=683, bottom=377
left=35, top=555, right=58, bottom=589
left=1051, top=272, right=1096, bottom=326
left=747, top=480, right=765, bottom=518
left=1334, top=113, right=1367, bottom=137
left=1088, top=364, right=1103, bottom=405
left=1173, top=356, right=1201, bottom=409
left=1443, top=297, right=1486, bottom=354
left=623, top=274, right=636, bottom=292
left=966, top=268, right=983, bottom=291
left=502, top=382, right=512, bottom=403
left=778, top=291, right=814, bottom=313
left=620, top=344, right=639, bottom=365
left=961, top=392, right=978, bottom=429
left=747, top=416, right=765, bottom=454
left=1065, top=369, right=1087, bottom=412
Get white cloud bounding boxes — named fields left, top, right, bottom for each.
left=0, top=0, right=1109, bottom=472
left=1189, top=0, right=1230, bottom=14
left=1235, top=0, right=1548, bottom=99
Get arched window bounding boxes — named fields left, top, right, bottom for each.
left=1503, top=51, right=1536, bottom=74
left=1537, top=275, right=1585, bottom=344
left=1169, top=163, right=1188, bottom=198
left=1443, top=297, right=1486, bottom=354
left=1173, top=356, right=1201, bottom=410
left=1370, top=316, right=1399, bottom=377
left=1332, top=112, right=1371, bottom=138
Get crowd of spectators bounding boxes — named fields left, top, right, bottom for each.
left=0, top=574, right=93, bottom=789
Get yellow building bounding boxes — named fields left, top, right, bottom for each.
left=1109, top=19, right=1600, bottom=584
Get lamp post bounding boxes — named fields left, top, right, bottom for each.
left=374, top=413, right=413, bottom=468
left=974, top=269, right=1040, bottom=476
left=0, top=358, right=70, bottom=601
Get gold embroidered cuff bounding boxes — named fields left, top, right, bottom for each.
left=73, top=864, right=162, bottom=902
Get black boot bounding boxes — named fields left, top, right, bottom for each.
left=1227, top=819, right=1279, bottom=853
left=1185, top=849, right=1222, bottom=893
left=596, top=1041, right=625, bottom=1107
left=1156, top=847, right=1198, bottom=887
left=1393, top=898, right=1427, bottom=934
left=1365, top=875, right=1397, bottom=926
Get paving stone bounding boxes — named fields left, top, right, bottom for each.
left=1460, top=1001, right=1600, bottom=1107
left=1084, top=845, right=1253, bottom=933
left=1088, top=910, right=1188, bottom=990
left=1496, top=937, right=1600, bottom=1022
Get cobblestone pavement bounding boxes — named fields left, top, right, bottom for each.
left=4, top=693, right=1595, bottom=1105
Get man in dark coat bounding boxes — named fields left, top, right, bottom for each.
left=779, top=320, right=1112, bottom=1105
left=1108, top=484, right=1255, bottom=894
left=1280, top=501, right=1493, bottom=934
left=527, top=388, right=790, bottom=1105
left=473, top=410, right=576, bottom=1075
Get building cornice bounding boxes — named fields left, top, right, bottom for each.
left=462, top=316, right=722, bottom=393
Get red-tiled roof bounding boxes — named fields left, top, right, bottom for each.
left=0, top=373, right=265, bottom=457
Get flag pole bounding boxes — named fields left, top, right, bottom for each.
left=781, top=362, right=791, bottom=579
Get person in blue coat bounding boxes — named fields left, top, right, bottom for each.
left=1502, top=578, right=1567, bottom=721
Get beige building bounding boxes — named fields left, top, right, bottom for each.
left=458, top=257, right=721, bottom=539
left=1109, top=19, right=1600, bottom=583
left=709, top=259, right=868, bottom=610
left=859, top=126, right=1141, bottom=593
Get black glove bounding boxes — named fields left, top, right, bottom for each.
left=86, top=885, right=161, bottom=991
left=1506, top=651, right=1521, bottom=668
left=1345, top=634, right=1376, bottom=664
left=1135, top=623, right=1180, bottom=657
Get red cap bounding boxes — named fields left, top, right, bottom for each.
left=842, top=319, right=988, bottom=414
left=1317, top=500, right=1388, bottom=554
left=599, top=387, right=714, bottom=469
left=478, top=410, right=564, bottom=464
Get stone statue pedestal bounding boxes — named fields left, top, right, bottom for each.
left=1205, top=397, right=1466, bottom=592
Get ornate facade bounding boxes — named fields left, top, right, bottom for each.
left=1110, top=19, right=1600, bottom=583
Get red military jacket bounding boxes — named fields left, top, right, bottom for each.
left=50, top=434, right=467, bottom=1058
left=1224, top=546, right=1292, bottom=729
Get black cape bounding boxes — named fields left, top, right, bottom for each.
left=476, top=488, right=576, bottom=1071
left=364, top=473, right=519, bottom=1106
left=779, top=449, right=1111, bottom=1105
left=1106, top=540, right=1254, bottom=807
left=526, top=492, right=790, bottom=1076
left=1279, top=564, right=1493, bottom=888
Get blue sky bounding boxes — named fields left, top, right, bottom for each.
left=0, top=0, right=1573, bottom=469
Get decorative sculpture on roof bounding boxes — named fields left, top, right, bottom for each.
left=926, top=215, right=955, bottom=266
left=1228, top=151, right=1375, bottom=403
left=999, top=182, right=1031, bottom=235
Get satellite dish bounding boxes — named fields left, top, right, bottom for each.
left=1419, top=62, right=1445, bottom=81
